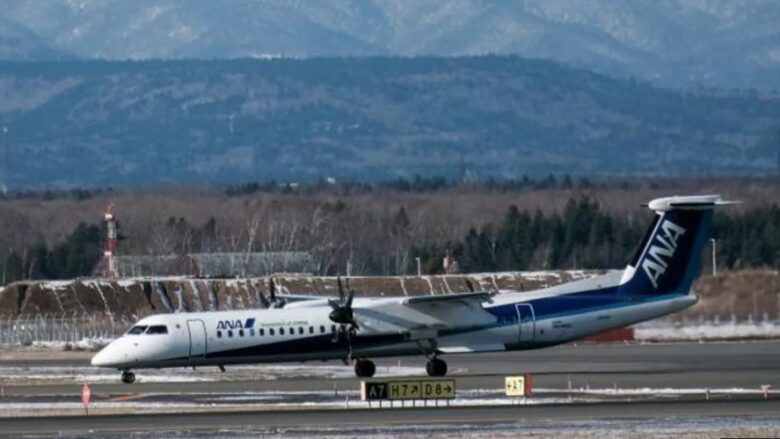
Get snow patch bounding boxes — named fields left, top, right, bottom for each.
left=0, top=363, right=427, bottom=384
left=31, top=337, right=113, bottom=351
left=635, top=321, right=780, bottom=341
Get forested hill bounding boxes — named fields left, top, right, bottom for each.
left=1, top=56, right=779, bottom=188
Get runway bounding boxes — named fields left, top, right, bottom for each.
left=0, top=341, right=779, bottom=437
left=2, top=340, right=778, bottom=394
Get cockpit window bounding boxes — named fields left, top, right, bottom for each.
left=127, top=325, right=148, bottom=335
left=146, top=325, right=168, bottom=335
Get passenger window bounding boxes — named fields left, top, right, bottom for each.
left=217, top=330, right=222, bottom=338
left=289, top=327, right=294, bottom=335
left=320, top=325, right=325, bottom=334
left=269, top=328, right=274, bottom=336
left=127, top=325, right=148, bottom=335
left=146, top=325, right=168, bottom=335
left=239, top=329, right=245, bottom=337
left=309, top=327, right=314, bottom=334
left=298, top=327, right=304, bottom=335
left=259, top=328, right=265, bottom=336
left=280, top=328, right=285, bottom=335
left=228, top=330, right=233, bottom=338
left=250, top=329, right=255, bottom=336
left=331, top=325, right=336, bottom=333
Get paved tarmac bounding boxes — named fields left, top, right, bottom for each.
left=1, top=398, right=779, bottom=436
left=2, top=341, right=778, bottom=395
left=0, top=341, right=778, bottom=436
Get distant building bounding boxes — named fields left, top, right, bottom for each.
left=93, top=252, right=318, bottom=278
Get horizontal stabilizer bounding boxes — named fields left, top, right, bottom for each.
left=645, top=195, right=739, bottom=211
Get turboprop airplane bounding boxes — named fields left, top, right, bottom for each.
left=92, top=195, right=732, bottom=384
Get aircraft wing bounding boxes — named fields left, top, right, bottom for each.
left=402, top=291, right=494, bottom=305
left=281, top=293, right=325, bottom=302
left=275, top=294, right=330, bottom=308
left=354, top=292, right=497, bottom=334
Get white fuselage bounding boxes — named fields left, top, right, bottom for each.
left=91, top=280, right=697, bottom=370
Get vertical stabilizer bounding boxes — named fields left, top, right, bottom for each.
left=618, top=195, right=733, bottom=297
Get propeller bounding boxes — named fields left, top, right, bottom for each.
left=329, top=276, right=359, bottom=351
left=263, top=277, right=285, bottom=309
left=328, top=276, right=356, bottom=325
left=257, top=282, right=271, bottom=309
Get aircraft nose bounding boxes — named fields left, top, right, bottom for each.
left=91, top=341, right=123, bottom=367
left=91, top=347, right=111, bottom=367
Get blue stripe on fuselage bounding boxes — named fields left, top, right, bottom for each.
left=439, top=286, right=686, bottom=338
left=489, top=286, right=622, bottom=321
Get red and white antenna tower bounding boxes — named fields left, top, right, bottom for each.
left=103, top=202, right=118, bottom=277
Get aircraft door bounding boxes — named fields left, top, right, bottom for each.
left=515, top=304, right=535, bottom=343
left=187, top=319, right=207, bottom=359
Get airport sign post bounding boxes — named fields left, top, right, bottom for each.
left=361, top=381, right=388, bottom=400
left=361, top=379, right=456, bottom=407
left=505, top=374, right=532, bottom=402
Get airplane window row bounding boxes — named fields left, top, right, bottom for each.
left=215, top=324, right=338, bottom=339
left=127, top=325, right=168, bottom=335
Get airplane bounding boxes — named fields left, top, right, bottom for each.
left=92, top=194, right=732, bottom=384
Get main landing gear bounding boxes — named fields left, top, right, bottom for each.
left=354, top=359, right=376, bottom=378
left=352, top=357, right=448, bottom=378
left=425, top=357, right=448, bottom=377
left=121, top=370, right=135, bottom=384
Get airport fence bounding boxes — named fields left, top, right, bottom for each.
left=0, top=313, right=129, bottom=346
left=0, top=312, right=777, bottom=347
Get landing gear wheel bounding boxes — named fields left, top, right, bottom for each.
left=426, top=358, right=447, bottom=377
left=121, top=370, right=135, bottom=384
left=354, top=359, right=376, bottom=378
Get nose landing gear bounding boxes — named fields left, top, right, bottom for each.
left=121, top=370, right=135, bottom=384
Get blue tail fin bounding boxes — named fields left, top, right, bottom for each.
left=618, top=195, right=733, bottom=297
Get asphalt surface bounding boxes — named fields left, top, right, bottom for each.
left=1, top=399, right=779, bottom=436
left=2, top=341, right=779, bottom=395
left=0, top=341, right=779, bottom=435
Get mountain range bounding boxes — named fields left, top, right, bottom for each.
left=1, top=0, right=779, bottom=89
left=0, top=56, right=778, bottom=188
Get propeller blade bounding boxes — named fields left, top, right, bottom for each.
left=269, top=278, right=277, bottom=303
left=337, top=276, right=345, bottom=303
left=331, top=325, right=345, bottom=344
left=346, top=289, right=355, bottom=308
left=258, top=292, right=270, bottom=309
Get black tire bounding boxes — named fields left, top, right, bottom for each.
left=121, top=371, right=135, bottom=384
left=426, top=358, right=447, bottom=377
left=354, top=359, right=376, bottom=378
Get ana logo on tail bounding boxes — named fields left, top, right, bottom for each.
left=641, top=219, right=686, bottom=289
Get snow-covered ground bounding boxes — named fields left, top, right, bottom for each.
left=635, top=321, right=780, bottom=341
left=159, top=417, right=780, bottom=439
left=0, top=363, right=430, bottom=384
left=0, top=386, right=773, bottom=418
left=31, top=337, right=113, bottom=351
